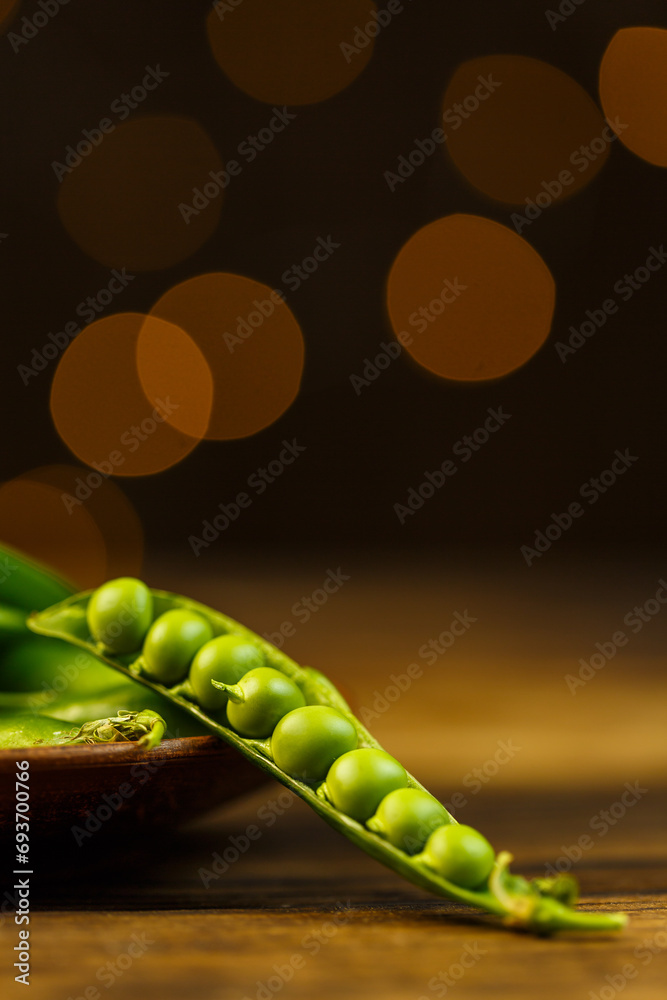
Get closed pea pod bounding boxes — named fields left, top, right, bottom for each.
left=0, top=604, right=30, bottom=643
left=142, top=608, right=213, bottom=684
left=271, top=705, right=357, bottom=781
left=1, top=636, right=123, bottom=696
left=417, top=824, right=495, bottom=889
left=189, top=635, right=265, bottom=710
left=367, top=787, right=452, bottom=854
left=0, top=542, right=73, bottom=612
left=321, top=748, right=408, bottom=822
left=218, top=667, right=305, bottom=738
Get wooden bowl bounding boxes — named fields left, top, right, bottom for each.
left=0, top=736, right=270, bottom=847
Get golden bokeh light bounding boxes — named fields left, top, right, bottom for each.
left=26, top=465, right=143, bottom=580
left=599, top=27, right=667, bottom=168
left=0, top=1, right=20, bottom=32
left=57, top=116, right=224, bottom=271
left=206, top=0, right=377, bottom=106
left=50, top=313, right=213, bottom=476
left=386, top=214, right=555, bottom=382
left=150, top=272, right=305, bottom=440
left=137, top=315, right=215, bottom=440
left=4, top=465, right=144, bottom=585
left=443, top=55, right=611, bottom=204
left=0, top=473, right=107, bottom=589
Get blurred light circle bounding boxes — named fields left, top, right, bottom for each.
left=599, top=27, right=667, bottom=168
left=443, top=55, right=610, bottom=204
left=24, top=465, right=144, bottom=581
left=0, top=474, right=108, bottom=589
left=50, top=313, right=213, bottom=476
left=386, top=213, right=555, bottom=382
left=0, top=1, right=20, bottom=31
left=136, top=316, right=215, bottom=439
left=57, top=116, right=224, bottom=271
left=150, top=272, right=304, bottom=440
left=1, top=465, right=144, bottom=586
left=206, top=0, right=377, bottom=105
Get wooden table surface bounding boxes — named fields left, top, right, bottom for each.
left=2, top=556, right=666, bottom=999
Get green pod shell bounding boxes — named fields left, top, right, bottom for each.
left=0, top=604, right=30, bottom=643
left=0, top=707, right=74, bottom=749
left=42, top=681, right=209, bottom=737
left=0, top=635, right=118, bottom=695
left=0, top=542, right=74, bottom=612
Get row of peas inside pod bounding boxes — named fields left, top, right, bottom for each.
left=87, top=578, right=496, bottom=892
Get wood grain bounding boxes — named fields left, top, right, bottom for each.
left=1, top=559, right=666, bottom=999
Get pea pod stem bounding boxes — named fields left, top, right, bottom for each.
left=316, top=782, right=331, bottom=804
left=136, top=711, right=166, bottom=750
left=169, top=679, right=196, bottom=701
left=243, top=736, right=272, bottom=757
left=27, top=589, right=628, bottom=935
left=211, top=679, right=244, bottom=703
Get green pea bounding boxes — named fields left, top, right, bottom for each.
left=142, top=608, right=213, bottom=685
left=271, top=705, right=357, bottom=782
left=188, top=635, right=265, bottom=711
left=323, top=748, right=408, bottom=821
left=366, top=787, right=451, bottom=854
left=223, top=667, right=305, bottom=737
left=419, top=824, right=495, bottom=889
left=87, top=577, right=153, bottom=654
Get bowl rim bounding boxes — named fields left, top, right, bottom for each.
left=0, top=734, right=233, bottom=771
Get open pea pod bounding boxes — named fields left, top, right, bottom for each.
left=0, top=705, right=166, bottom=749
left=0, top=546, right=206, bottom=739
left=28, top=587, right=627, bottom=935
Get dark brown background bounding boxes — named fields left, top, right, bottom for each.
left=2, top=0, right=666, bottom=556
